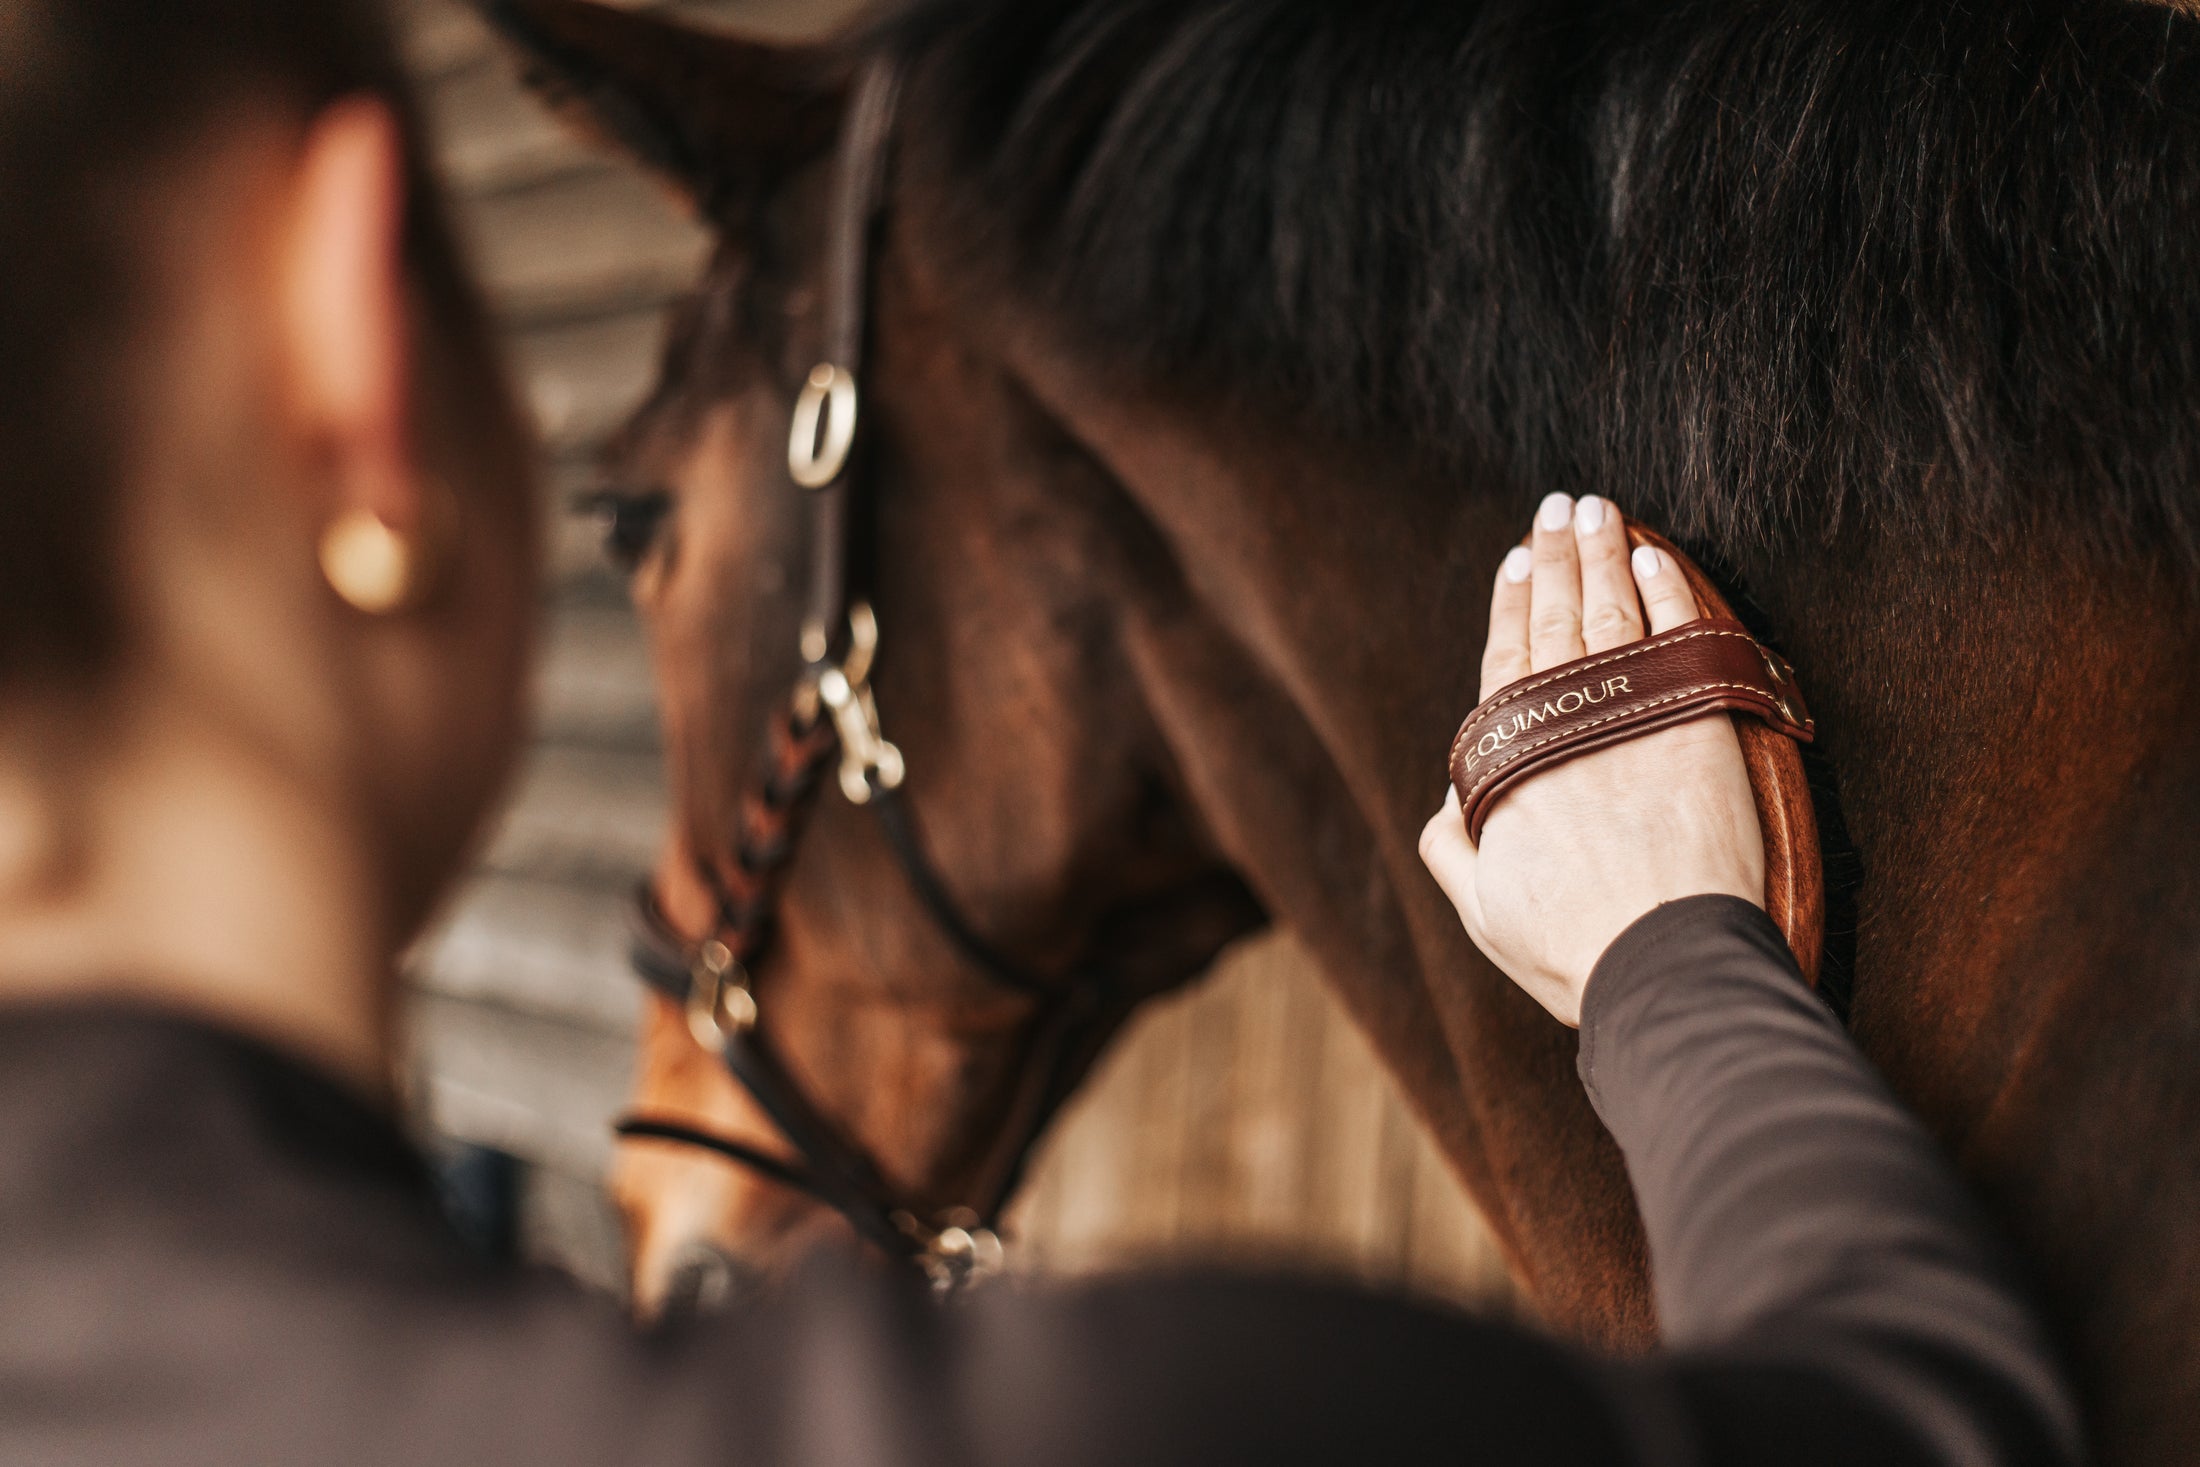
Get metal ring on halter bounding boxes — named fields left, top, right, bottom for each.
left=685, top=938, right=758, bottom=1053
left=788, top=364, right=859, bottom=489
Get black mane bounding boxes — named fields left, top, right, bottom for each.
left=890, top=0, right=2200, bottom=565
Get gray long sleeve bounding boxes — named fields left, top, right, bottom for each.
left=1581, top=895, right=2083, bottom=1466
left=0, top=906, right=2087, bottom=1467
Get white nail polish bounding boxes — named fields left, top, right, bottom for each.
left=1576, top=496, right=1606, bottom=532
left=1537, top=493, right=1574, bottom=531
left=1632, top=545, right=1661, bottom=580
left=1503, top=546, right=1533, bottom=583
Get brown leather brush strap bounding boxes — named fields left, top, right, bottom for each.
left=1446, top=520, right=1824, bottom=987
left=1450, top=618, right=1814, bottom=842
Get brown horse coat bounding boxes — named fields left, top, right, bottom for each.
left=491, top=1, right=2200, bottom=1458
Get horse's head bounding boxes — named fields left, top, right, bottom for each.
left=490, top=0, right=1266, bottom=1313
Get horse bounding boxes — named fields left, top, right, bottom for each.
left=489, top=0, right=2200, bottom=1458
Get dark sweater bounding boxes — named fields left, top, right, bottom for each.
left=0, top=897, right=2079, bottom=1466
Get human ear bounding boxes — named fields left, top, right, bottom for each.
left=276, top=97, right=428, bottom=584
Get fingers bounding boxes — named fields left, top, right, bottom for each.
left=1631, top=544, right=1702, bottom=634
left=1480, top=545, right=1534, bottom=700
left=1573, top=496, right=1645, bottom=652
left=1479, top=494, right=1692, bottom=702
left=1527, top=493, right=1584, bottom=672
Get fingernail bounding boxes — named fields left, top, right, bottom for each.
left=1537, top=493, right=1574, bottom=531
left=1632, top=545, right=1661, bottom=580
left=1503, top=546, right=1533, bottom=583
left=1576, top=495, right=1606, bottom=532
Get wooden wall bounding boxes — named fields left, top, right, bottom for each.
left=397, top=0, right=1517, bottom=1313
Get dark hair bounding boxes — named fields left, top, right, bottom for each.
left=894, top=0, right=2200, bottom=569
left=0, top=0, right=483, bottom=685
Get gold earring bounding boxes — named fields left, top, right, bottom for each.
left=320, top=508, right=426, bottom=616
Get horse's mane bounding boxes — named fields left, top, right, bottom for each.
left=888, top=0, right=2200, bottom=565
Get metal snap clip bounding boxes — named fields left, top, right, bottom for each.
left=686, top=938, right=757, bottom=1052
left=1759, top=646, right=1812, bottom=733
left=894, top=1208, right=1008, bottom=1296
left=811, top=602, right=906, bottom=804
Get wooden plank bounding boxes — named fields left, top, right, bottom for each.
left=1001, top=933, right=1522, bottom=1306
left=523, top=1163, right=632, bottom=1297
left=1362, top=1076, right=1426, bottom=1286
left=426, top=54, right=598, bottom=196
left=462, top=166, right=709, bottom=324
left=998, top=1115, right=1069, bottom=1274
left=406, top=991, right=635, bottom=1176
left=511, top=306, right=671, bottom=452
left=1218, top=935, right=1320, bottom=1255
left=1010, top=977, right=1203, bottom=1275
left=1172, top=960, right=1247, bottom=1251
left=409, top=872, right=643, bottom=1034
left=481, top=742, right=665, bottom=883
left=1300, top=968, right=1400, bottom=1276
left=1032, top=1005, right=1163, bottom=1272
left=533, top=601, right=662, bottom=749
left=408, top=0, right=872, bottom=92
left=1247, top=939, right=1324, bottom=1269
left=666, top=0, right=875, bottom=41
left=1404, top=1118, right=1520, bottom=1315
left=1276, top=941, right=1349, bottom=1268
left=1115, top=983, right=1200, bottom=1260
left=402, top=0, right=500, bottom=83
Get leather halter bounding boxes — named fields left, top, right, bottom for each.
left=614, top=60, right=1126, bottom=1294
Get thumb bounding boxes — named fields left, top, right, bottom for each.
left=1419, top=787, right=1485, bottom=933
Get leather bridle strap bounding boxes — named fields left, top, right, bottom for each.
left=613, top=1117, right=819, bottom=1200
left=868, top=782, right=1058, bottom=999
left=622, top=893, right=931, bottom=1264
left=624, top=865, right=1107, bottom=1277
left=615, top=57, right=1128, bottom=1292
left=791, top=59, right=899, bottom=655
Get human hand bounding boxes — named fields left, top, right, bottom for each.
left=1419, top=494, right=1764, bottom=1027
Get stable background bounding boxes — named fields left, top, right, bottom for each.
left=397, top=0, right=1517, bottom=1313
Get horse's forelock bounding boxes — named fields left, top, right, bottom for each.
left=890, top=0, right=2200, bottom=572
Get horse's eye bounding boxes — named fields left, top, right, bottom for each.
left=574, top=487, right=673, bottom=573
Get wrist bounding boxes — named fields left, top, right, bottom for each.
left=1577, top=894, right=1796, bottom=1094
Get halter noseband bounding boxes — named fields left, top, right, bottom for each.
left=614, top=59, right=1127, bottom=1295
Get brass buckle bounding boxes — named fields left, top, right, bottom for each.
left=788, top=363, right=859, bottom=490
left=1759, top=646, right=1813, bottom=733
left=685, top=938, right=758, bottom=1053
left=801, top=602, right=906, bottom=805
left=892, top=1207, right=1007, bottom=1296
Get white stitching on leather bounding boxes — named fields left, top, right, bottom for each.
left=1457, top=679, right=1771, bottom=812
left=1476, top=626, right=1756, bottom=717
left=1447, top=625, right=1761, bottom=770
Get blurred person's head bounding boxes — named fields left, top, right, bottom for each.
left=0, top=0, right=538, bottom=1071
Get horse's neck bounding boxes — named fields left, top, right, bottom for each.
left=1006, top=362, right=1494, bottom=983
left=1752, top=531, right=2200, bottom=1462
left=1004, top=341, right=1658, bottom=1336
left=1013, top=337, right=2200, bottom=1440
left=1750, top=532, right=2200, bottom=1134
